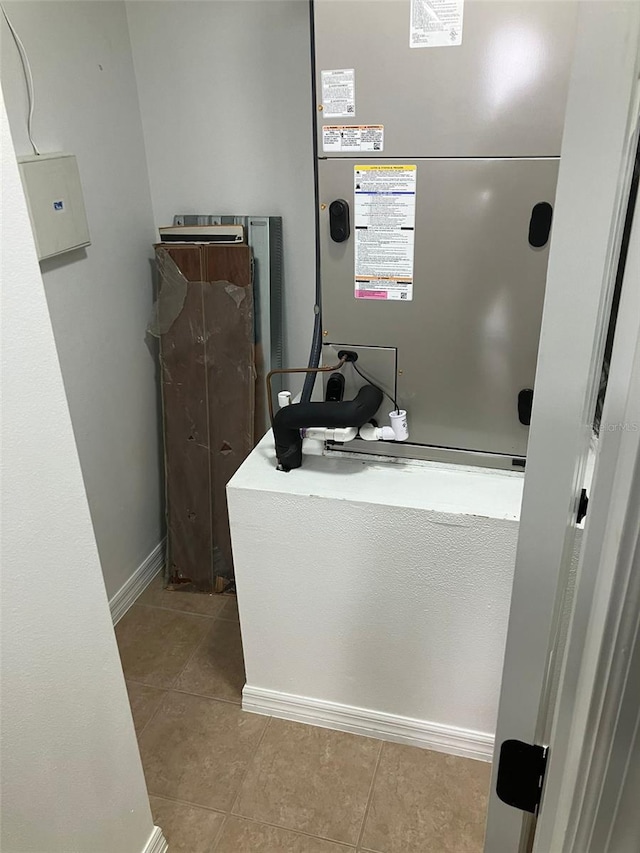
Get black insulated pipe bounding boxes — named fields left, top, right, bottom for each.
left=273, top=385, right=384, bottom=471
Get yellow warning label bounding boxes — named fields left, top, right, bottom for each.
left=356, top=164, right=417, bottom=171
left=354, top=165, right=417, bottom=301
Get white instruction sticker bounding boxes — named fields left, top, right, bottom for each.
left=354, top=165, right=417, bottom=302
left=321, top=69, right=356, bottom=118
left=322, top=125, right=384, bottom=153
left=410, top=0, right=464, bottom=48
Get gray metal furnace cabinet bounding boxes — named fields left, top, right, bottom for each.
left=313, top=0, right=578, bottom=463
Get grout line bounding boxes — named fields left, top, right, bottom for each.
left=125, top=618, right=246, bottom=737
left=166, top=614, right=220, bottom=690
left=224, top=724, right=382, bottom=848
left=228, top=715, right=273, bottom=815
left=148, top=792, right=227, bottom=817
left=356, top=740, right=384, bottom=850
left=126, top=678, right=244, bottom=709
left=129, top=599, right=239, bottom=623
left=125, top=677, right=168, bottom=690
left=214, top=811, right=358, bottom=849
left=141, top=706, right=371, bottom=849
left=136, top=686, right=171, bottom=739
left=208, top=812, right=229, bottom=853
left=147, top=790, right=361, bottom=851
left=131, top=600, right=225, bottom=620
left=168, top=686, right=242, bottom=707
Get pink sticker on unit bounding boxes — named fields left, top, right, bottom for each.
left=355, top=289, right=388, bottom=299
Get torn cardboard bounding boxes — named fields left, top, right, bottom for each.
left=154, top=245, right=255, bottom=592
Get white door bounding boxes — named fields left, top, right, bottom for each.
left=533, top=183, right=640, bottom=853
left=483, top=3, right=640, bottom=851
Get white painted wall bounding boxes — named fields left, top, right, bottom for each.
left=1, top=1, right=162, bottom=600
left=125, top=0, right=316, bottom=377
left=228, top=435, right=525, bottom=757
left=0, top=93, right=158, bottom=853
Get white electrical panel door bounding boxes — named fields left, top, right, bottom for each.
left=18, top=153, right=90, bottom=261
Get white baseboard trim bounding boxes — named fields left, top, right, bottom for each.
left=243, top=685, right=494, bottom=762
left=142, top=825, right=168, bottom=853
left=110, top=539, right=165, bottom=625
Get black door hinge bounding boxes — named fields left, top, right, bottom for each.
left=577, top=488, right=589, bottom=524
left=496, top=740, right=548, bottom=814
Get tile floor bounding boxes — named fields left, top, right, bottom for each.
left=117, top=576, right=491, bottom=852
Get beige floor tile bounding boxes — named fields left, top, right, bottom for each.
left=139, top=691, right=267, bottom=811
left=150, top=796, right=225, bottom=853
left=233, top=718, right=380, bottom=845
left=115, top=605, right=210, bottom=688
left=215, top=816, right=354, bottom=852
left=175, top=618, right=245, bottom=702
left=219, top=595, right=239, bottom=621
left=361, top=743, right=491, bottom=853
left=137, top=575, right=227, bottom=617
left=125, top=681, right=166, bottom=734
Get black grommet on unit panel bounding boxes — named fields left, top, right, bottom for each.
left=518, top=389, right=534, bottom=425
left=326, top=372, right=346, bottom=402
left=528, top=202, right=553, bottom=248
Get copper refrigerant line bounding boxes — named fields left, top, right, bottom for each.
left=266, top=356, right=348, bottom=425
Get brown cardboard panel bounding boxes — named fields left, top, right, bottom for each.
left=203, top=245, right=251, bottom=285
left=203, top=246, right=254, bottom=577
left=157, top=247, right=211, bottom=586
left=155, top=245, right=255, bottom=592
left=160, top=244, right=205, bottom=282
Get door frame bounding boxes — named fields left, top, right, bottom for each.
left=483, top=2, right=640, bottom=850
left=533, top=180, right=640, bottom=853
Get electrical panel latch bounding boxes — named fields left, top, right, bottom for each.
left=496, top=739, right=548, bottom=814
left=329, top=199, right=350, bottom=243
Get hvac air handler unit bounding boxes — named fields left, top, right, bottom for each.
left=271, top=0, right=578, bottom=471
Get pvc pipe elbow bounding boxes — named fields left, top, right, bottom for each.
left=360, top=423, right=395, bottom=441
left=359, top=423, right=380, bottom=441
left=360, top=414, right=409, bottom=442
left=360, top=424, right=396, bottom=441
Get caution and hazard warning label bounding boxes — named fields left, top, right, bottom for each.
left=410, top=0, right=464, bottom=48
left=320, top=69, right=356, bottom=117
left=322, top=125, right=384, bottom=153
left=354, top=165, right=417, bottom=301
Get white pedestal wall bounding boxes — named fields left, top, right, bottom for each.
left=228, top=434, right=524, bottom=761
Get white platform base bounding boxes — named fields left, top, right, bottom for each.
left=243, top=685, right=494, bottom=762
left=109, top=539, right=165, bottom=624
left=230, top=433, right=521, bottom=759
left=142, top=826, right=168, bottom=853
